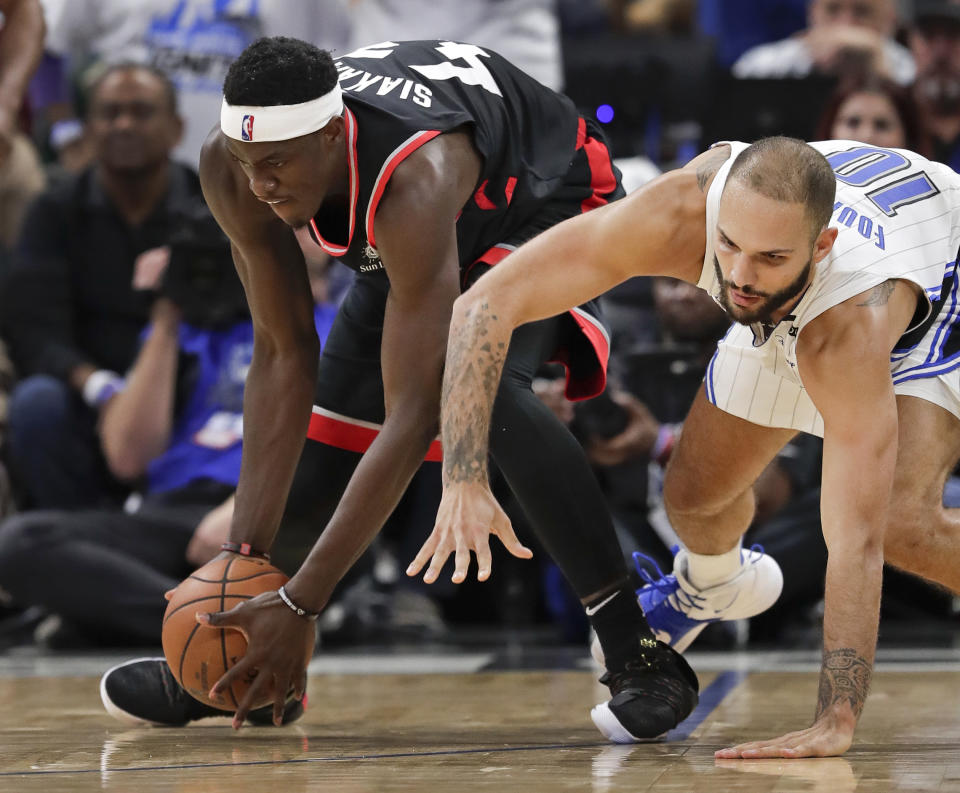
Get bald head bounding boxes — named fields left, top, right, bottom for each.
left=725, top=137, right=837, bottom=241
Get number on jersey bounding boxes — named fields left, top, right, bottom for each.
left=826, top=145, right=940, bottom=217
left=345, top=41, right=502, bottom=97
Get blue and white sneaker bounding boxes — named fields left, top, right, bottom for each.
left=634, top=545, right=783, bottom=653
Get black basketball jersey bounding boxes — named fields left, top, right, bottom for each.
left=305, top=40, right=582, bottom=276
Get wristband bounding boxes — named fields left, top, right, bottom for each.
left=82, top=369, right=125, bottom=408
left=220, top=541, right=271, bottom=561
left=277, top=585, right=320, bottom=620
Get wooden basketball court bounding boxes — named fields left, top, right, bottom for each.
left=0, top=647, right=957, bottom=792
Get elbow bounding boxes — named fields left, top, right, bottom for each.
left=100, top=413, right=168, bottom=481
left=416, top=408, right=441, bottom=447
left=451, top=288, right=482, bottom=324
left=102, top=443, right=149, bottom=482
left=100, top=421, right=163, bottom=480
left=386, top=394, right=441, bottom=454
left=452, top=281, right=519, bottom=333
left=107, top=458, right=145, bottom=483
left=411, top=415, right=441, bottom=455
left=298, top=323, right=322, bottom=361
left=295, top=331, right=321, bottom=373
left=254, top=324, right=320, bottom=371
left=416, top=415, right=441, bottom=458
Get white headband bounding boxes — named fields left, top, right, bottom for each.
left=220, top=84, right=343, bottom=143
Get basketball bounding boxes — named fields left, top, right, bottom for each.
left=162, top=555, right=290, bottom=711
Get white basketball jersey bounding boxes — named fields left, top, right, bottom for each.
left=697, top=140, right=960, bottom=435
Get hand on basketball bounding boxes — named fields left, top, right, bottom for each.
left=407, top=481, right=532, bottom=584
left=197, top=585, right=315, bottom=730
left=714, top=712, right=855, bottom=759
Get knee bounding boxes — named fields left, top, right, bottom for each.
left=0, top=512, right=54, bottom=576
left=662, top=466, right=744, bottom=524
left=884, top=493, right=936, bottom=568
left=8, top=376, right=73, bottom=441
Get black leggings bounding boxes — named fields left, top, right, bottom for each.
left=281, top=316, right=627, bottom=600
left=0, top=483, right=230, bottom=643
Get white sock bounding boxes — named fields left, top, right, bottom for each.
left=684, top=542, right=743, bottom=590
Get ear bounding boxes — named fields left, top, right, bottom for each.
left=320, top=115, right=345, bottom=146
left=812, top=226, right=838, bottom=264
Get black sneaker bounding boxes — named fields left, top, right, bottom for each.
left=100, top=657, right=305, bottom=727
left=590, top=639, right=699, bottom=742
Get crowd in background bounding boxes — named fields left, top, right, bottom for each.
left=0, top=0, right=957, bottom=652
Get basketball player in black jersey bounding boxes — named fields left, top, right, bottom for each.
left=99, top=37, right=698, bottom=741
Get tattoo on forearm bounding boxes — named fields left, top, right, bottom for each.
left=815, top=648, right=872, bottom=720
left=857, top=280, right=895, bottom=307
left=696, top=147, right=729, bottom=192
left=441, top=301, right=508, bottom=485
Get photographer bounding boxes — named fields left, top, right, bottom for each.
left=0, top=63, right=201, bottom=510
left=0, top=206, right=265, bottom=648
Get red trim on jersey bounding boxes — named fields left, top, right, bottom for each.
left=476, top=244, right=512, bottom=265
left=575, top=117, right=587, bottom=151
left=366, top=129, right=442, bottom=247
left=461, top=242, right=512, bottom=287
left=504, top=176, right=517, bottom=205
left=580, top=130, right=618, bottom=213
left=474, top=179, right=496, bottom=210
left=307, top=410, right=443, bottom=462
left=308, top=107, right=360, bottom=257
left=465, top=243, right=609, bottom=401
left=565, top=308, right=610, bottom=400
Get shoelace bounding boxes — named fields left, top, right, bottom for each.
left=631, top=550, right=707, bottom=613
left=632, top=543, right=767, bottom=615
left=632, top=544, right=766, bottom=579
left=745, top=543, right=765, bottom=563
left=631, top=549, right=669, bottom=587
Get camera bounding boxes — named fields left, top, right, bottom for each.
left=163, top=204, right=249, bottom=328
left=570, top=388, right=630, bottom=441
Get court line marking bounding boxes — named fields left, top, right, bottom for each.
left=665, top=669, right=746, bottom=741
left=0, top=670, right=745, bottom=778
left=3, top=743, right=620, bottom=777
left=3, top=647, right=960, bottom=678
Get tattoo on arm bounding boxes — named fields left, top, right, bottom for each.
left=696, top=147, right=730, bottom=193
left=857, top=280, right=895, bottom=307
left=815, top=648, right=872, bottom=720
left=440, top=301, right=508, bottom=485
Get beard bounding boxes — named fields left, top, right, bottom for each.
left=713, top=255, right=812, bottom=325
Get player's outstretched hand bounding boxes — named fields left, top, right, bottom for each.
left=197, top=591, right=314, bottom=729
left=407, top=481, right=533, bottom=584
left=714, top=713, right=855, bottom=759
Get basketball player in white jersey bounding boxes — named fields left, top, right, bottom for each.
left=408, top=136, right=960, bottom=756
